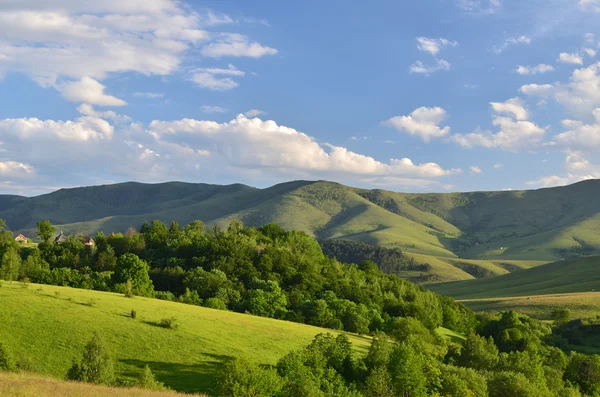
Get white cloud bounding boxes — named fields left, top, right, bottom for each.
left=493, top=163, right=503, bottom=169
left=520, top=84, right=554, bottom=97
left=451, top=98, right=545, bottom=151
left=416, top=37, right=457, bottom=56
left=191, top=64, right=245, bottom=90
left=527, top=173, right=594, bottom=188
left=559, top=52, right=584, bottom=65
left=201, top=33, right=277, bottom=58
left=516, top=64, right=554, bottom=75
left=580, top=0, right=600, bottom=12
left=492, top=36, right=531, bottom=54
left=457, top=0, right=502, bottom=14
left=383, top=107, right=451, bottom=142
left=244, top=109, right=266, bottom=118
left=59, top=77, right=127, bottom=107
left=583, top=48, right=597, bottom=57
left=0, top=112, right=459, bottom=193
left=470, top=166, right=482, bottom=174
left=409, top=59, right=451, bottom=75
left=490, top=97, right=529, bottom=121
left=201, top=105, right=226, bottom=113
left=0, top=2, right=275, bottom=97
left=133, top=92, right=164, bottom=99
left=554, top=109, right=600, bottom=149
left=77, top=104, right=131, bottom=123
left=148, top=115, right=459, bottom=179
left=528, top=152, right=599, bottom=188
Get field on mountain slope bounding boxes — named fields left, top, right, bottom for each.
left=0, top=283, right=370, bottom=395
left=429, top=256, right=600, bottom=319
left=4, top=178, right=600, bottom=282
left=0, top=371, right=206, bottom=397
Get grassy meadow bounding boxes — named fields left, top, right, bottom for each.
left=0, top=371, right=206, bottom=397
left=0, top=282, right=371, bottom=395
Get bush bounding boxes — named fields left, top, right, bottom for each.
left=155, top=291, right=176, bottom=301
left=204, top=297, right=228, bottom=310
left=66, top=333, right=115, bottom=385
left=131, top=309, right=137, bottom=319
left=0, top=342, right=16, bottom=371
left=220, top=357, right=283, bottom=397
left=138, top=365, right=167, bottom=390
left=159, top=318, right=179, bottom=330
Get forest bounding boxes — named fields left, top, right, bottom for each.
left=0, top=218, right=599, bottom=396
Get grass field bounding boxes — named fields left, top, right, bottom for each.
left=428, top=255, right=600, bottom=320
left=0, top=282, right=371, bottom=395
left=0, top=371, right=206, bottom=397
left=456, top=293, right=600, bottom=320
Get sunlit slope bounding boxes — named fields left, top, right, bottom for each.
left=0, top=283, right=370, bottom=395
left=428, top=255, right=600, bottom=299
left=5, top=178, right=600, bottom=279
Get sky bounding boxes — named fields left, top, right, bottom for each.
left=1, top=0, right=600, bottom=196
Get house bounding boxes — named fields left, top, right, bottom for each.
left=54, top=232, right=67, bottom=243
left=84, top=237, right=95, bottom=247
left=14, top=234, right=27, bottom=243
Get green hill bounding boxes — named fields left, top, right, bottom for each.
left=0, top=282, right=370, bottom=395
left=428, top=255, right=600, bottom=320
left=428, top=255, right=600, bottom=299
left=4, top=178, right=600, bottom=282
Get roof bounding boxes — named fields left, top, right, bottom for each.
left=54, top=233, right=67, bottom=243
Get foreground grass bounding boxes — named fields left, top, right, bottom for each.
left=0, top=283, right=371, bottom=395
left=457, top=292, right=600, bottom=320
left=0, top=371, right=206, bottom=397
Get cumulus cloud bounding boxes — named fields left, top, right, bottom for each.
left=554, top=109, right=600, bottom=149
left=409, top=59, right=451, bottom=75
left=59, top=77, right=127, bottom=107
left=559, top=52, right=584, bottom=65
left=0, top=112, right=458, bottom=194
left=244, top=109, right=266, bottom=117
left=0, top=2, right=275, bottom=98
left=416, top=37, right=457, bottom=56
left=191, top=64, right=245, bottom=90
left=490, top=97, right=529, bottom=121
left=492, top=36, right=531, bottom=54
left=470, top=166, right=482, bottom=174
left=516, top=64, right=554, bottom=75
left=451, top=98, right=545, bottom=151
left=520, top=84, right=554, bottom=97
left=201, top=33, right=278, bottom=58
left=383, top=107, right=451, bottom=142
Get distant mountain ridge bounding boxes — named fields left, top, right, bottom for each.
left=3, top=179, right=600, bottom=268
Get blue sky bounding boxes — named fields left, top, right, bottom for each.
left=1, top=0, right=600, bottom=195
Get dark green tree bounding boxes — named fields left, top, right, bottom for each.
left=0, top=248, right=21, bottom=282
left=36, top=220, right=55, bottom=243
left=113, top=254, right=154, bottom=297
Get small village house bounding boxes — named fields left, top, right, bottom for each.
left=14, top=234, right=27, bottom=243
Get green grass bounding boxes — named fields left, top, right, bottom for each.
left=428, top=255, right=600, bottom=320
left=455, top=293, right=600, bottom=321
left=0, top=282, right=371, bottom=395
left=429, top=255, right=600, bottom=299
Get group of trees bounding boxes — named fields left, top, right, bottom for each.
left=2, top=218, right=600, bottom=395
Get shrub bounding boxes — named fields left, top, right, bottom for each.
left=66, top=333, right=115, bottom=385
left=0, top=342, right=16, bottom=371
left=220, top=357, right=283, bottom=397
left=124, top=279, right=134, bottom=298
left=159, top=317, right=179, bottom=330
left=204, top=297, right=228, bottom=310
left=54, top=291, right=61, bottom=298
left=131, top=309, right=137, bottom=319
left=155, top=291, right=176, bottom=301
left=138, top=365, right=167, bottom=390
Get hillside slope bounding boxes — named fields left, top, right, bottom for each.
left=3, top=178, right=600, bottom=280
left=0, top=283, right=370, bottom=395
left=429, top=255, right=600, bottom=299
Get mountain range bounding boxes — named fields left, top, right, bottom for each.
left=2, top=179, right=600, bottom=282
